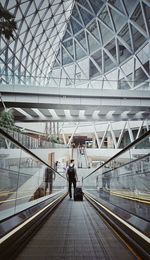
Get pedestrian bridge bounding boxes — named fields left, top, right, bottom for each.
left=0, top=84, right=150, bottom=121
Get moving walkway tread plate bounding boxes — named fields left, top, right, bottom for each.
left=16, top=197, right=137, bottom=259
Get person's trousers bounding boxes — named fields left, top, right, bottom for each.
left=45, top=181, right=52, bottom=195
left=68, top=179, right=76, bottom=198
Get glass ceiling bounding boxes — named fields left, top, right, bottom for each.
left=0, top=0, right=74, bottom=85
left=0, top=0, right=150, bottom=90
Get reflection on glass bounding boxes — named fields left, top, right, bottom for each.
left=83, top=132, right=150, bottom=224
left=0, top=132, right=66, bottom=221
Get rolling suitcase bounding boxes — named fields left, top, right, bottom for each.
left=74, top=187, right=83, bottom=201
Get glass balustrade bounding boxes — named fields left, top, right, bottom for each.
left=83, top=131, right=150, bottom=234
left=0, top=130, right=67, bottom=221
left=0, top=126, right=67, bottom=149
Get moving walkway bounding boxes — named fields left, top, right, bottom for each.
left=0, top=128, right=150, bottom=259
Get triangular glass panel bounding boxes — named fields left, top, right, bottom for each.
left=131, top=3, right=147, bottom=33
left=30, top=25, right=38, bottom=36
left=118, top=74, right=131, bottom=90
left=6, top=0, right=16, bottom=9
left=77, top=0, right=93, bottom=14
left=63, top=30, right=72, bottom=41
left=78, top=6, right=94, bottom=26
left=16, top=20, right=22, bottom=31
left=92, top=50, right=102, bottom=70
left=76, top=31, right=87, bottom=52
left=119, top=130, right=131, bottom=147
left=130, top=24, right=146, bottom=51
left=65, top=77, right=72, bottom=86
left=20, top=1, right=30, bottom=14
left=24, top=41, right=31, bottom=51
left=125, top=72, right=133, bottom=88
left=103, top=50, right=115, bottom=72
left=31, top=15, right=40, bottom=27
left=89, top=59, right=100, bottom=78
left=1, top=37, right=7, bottom=50
left=75, top=40, right=86, bottom=60
left=98, top=21, right=114, bottom=44
left=51, top=3, right=59, bottom=14
left=123, top=0, right=138, bottom=16
left=7, top=49, right=13, bottom=61
left=26, top=2, right=35, bottom=16
left=143, top=61, right=149, bottom=74
left=109, top=7, right=126, bottom=32
left=105, top=38, right=117, bottom=61
left=72, top=4, right=83, bottom=25
left=9, top=40, right=15, bottom=50
left=38, top=40, right=45, bottom=50
left=0, top=52, right=5, bottom=64
left=62, top=47, right=73, bottom=65
left=63, top=39, right=74, bottom=59
left=42, top=20, right=49, bottom=30
left=26, top=15, right=34, bottom=26
left=26, top=31, right=33, bottom=42
left=15, top=48, right=21, bottom=61
left=30, top=40, right=38, bottom=52
left=36, top=26, right=44, bottom=38
left=55, top=49, right=61, bottom=64
left=16, top=8, right=23, bottom=20
left=98, top=6, right=113, bottom=30
left=143, top=2, right=150, bottom=33
left=39, top=0, right=49, bottom=10
left=38, top=9, right=47, bottom=20
left=87, top=21, right=100, bottom=42
left=89, top=0, right=104, bottom=15
left=118, top=39, right=131, bottom=63
left=70, top=18, right=83, bottom=34
left=109, top=0, right=125, bottom=14
left=134, top=66, right=148, bottom=87
left=67, top=23, right=72, bottom=34
left=87, top=32, right=101, bottom=54
left=118, top=24, right=132, bottom=49
left=43, top=10, right=53, bottom=22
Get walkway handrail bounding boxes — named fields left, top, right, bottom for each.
left=83, top=129, right=150, bottom=180
left=0, top=128, right=66, bottom=179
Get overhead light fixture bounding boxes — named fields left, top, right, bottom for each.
left=14, top=108, right=32, bottom=119
left=92, top=110, right=100, bottom=119
left=48, top=109, right=59, bottom=119
left=31, top=109, right=46, bottom=119
left=79, top=110, right=86, bottom=119
left=64, top=110, right=72, bottom=119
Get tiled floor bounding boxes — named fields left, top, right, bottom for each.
left=16, top=197, right=137, bottom=259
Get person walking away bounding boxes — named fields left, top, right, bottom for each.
left=66, top=159, right=78, bottom=199
left=44, top=166, right=56, bottom=195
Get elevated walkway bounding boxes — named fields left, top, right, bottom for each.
left=1, top=86, right=150, bottom=121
